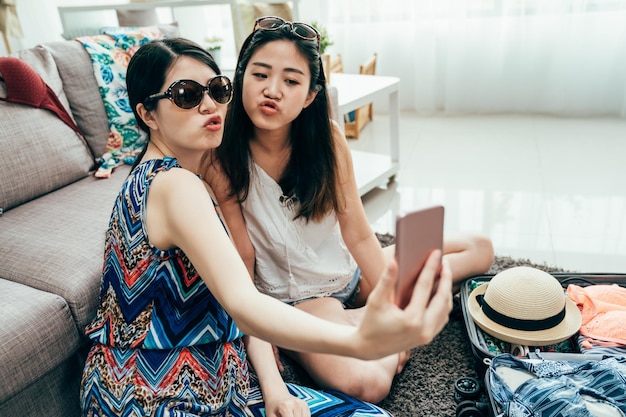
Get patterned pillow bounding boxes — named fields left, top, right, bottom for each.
left=78, top=27, right=164, bottom=177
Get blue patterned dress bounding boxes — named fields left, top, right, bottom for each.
left=80, top=158, right=392, bottom=417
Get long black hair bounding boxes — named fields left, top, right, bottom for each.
left=214, top=25, right=339, bottom=222
left=127, top=37, right=222, bottom=170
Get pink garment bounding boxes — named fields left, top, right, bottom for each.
left=567, top=284, right=626, bottom=346
left=0, top=57, right=82, bottom=135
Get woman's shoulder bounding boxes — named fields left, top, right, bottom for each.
left=139, top=158, right=204, bottom=201
left=152, top=163, right=202, bottom=188
left=330, top=119, right=351, bottom=155
left=130, top=156, right=182, bottom=178
left=328, top=121, right=353, bottom=171
left=330, top=118, right=344, bottom=140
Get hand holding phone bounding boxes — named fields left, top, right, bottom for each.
left=395, top=205, right=444, bottom=308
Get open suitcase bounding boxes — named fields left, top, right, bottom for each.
left=456, top=272, right=626, bottom=417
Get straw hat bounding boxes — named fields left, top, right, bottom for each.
left=468, top=266, right=582, bottom=345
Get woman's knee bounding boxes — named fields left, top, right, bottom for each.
left=472, top=233, right=495, bottom=272
left=299, top=355, right=394, bottom=403
left=332, top=366, right=393, bottom=404
left=293, top=297, right=346, bottom=321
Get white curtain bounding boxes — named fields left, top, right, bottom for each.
left=322, top=0, right=626, bottom=117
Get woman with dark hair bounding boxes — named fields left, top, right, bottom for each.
left=80, top=37, right=453, bottom=417
left=204, top=17, right=494, bottom=403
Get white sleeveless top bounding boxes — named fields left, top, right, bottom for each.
left=241, top=163, right=357, bottom=303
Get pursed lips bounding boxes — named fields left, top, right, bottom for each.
left=204, top=115, right=222, bottom=132
left=260, top=100, right=279, bottom=115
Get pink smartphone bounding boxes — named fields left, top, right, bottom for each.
left=395, top=205, right=444, bottom=308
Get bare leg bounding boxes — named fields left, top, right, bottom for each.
left=361, top=232, right=494, bottom=297
left=283, top=297, right=404, bottom=403
left=344, top=306, right=411, bottom=374
left=441, top=232, right=494, bottom=291
left=283, top=232, right=492, bottom=402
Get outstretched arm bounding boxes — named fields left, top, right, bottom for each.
left=147, top=167, right=453, bottom=360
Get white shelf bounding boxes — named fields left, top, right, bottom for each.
left=56, top=0, right=236, bottom=46
left=57, top=0, right=234, bottom=13
left=56, top=0, right=300, bottom=73
left=352, top=150, right=399, bottom=196
left=330, top=73, right=401, bottom=196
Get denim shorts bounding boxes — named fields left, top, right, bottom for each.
left=329, top=268, right=361, bottom=307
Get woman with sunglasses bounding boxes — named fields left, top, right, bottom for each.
left=203, top=16, right=494, bottom=403
left=80, top=37, right=454, bottom=417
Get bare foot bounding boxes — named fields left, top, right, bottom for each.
left=396, top=350, right=411, bottom=374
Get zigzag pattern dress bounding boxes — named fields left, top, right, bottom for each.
left=80, top=157, right=392, bottom=417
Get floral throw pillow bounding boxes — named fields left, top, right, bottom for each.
left=78, top=27, right=164, bottom=178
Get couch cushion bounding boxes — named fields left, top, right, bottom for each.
left=0, top=165, right=130, bottom=332
left=0, top=278, right=81, bottom=402
left=44, top=40, right=111, bottom=158
left=12, top=45, right=73, bottom=119
left=0, top=356, right=82, bottom=417
left=0, top=86, right=95, bottom=211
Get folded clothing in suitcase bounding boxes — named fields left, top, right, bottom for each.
left=484, top=353, right=626, bottom=417
left=455, top=268, right=626, bottom=417
left=459, top=269, right=626, bottom=375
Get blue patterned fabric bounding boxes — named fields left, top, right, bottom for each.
left=488, top=354, right=626, bottom=417
left=84, top=157, right=242, bottom=350
left=249, top=381, right=393, bottom=417
left=80, top=157, right=393, bottom=416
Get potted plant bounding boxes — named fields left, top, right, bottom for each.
left=310, top=21, right=335, bottom=82
left=204, top=35, right=223, bottom=65
left=310, top=21, right=333, bottom=55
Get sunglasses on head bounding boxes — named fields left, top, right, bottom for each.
left=144, top=76, right=233, bottom=109
left=253, top=16, right=320, bottom=48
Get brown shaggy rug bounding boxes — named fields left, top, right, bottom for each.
left=277, top=233, right=570, bottom=417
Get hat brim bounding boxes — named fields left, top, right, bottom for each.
left=468, top=283, right=582, bottom=346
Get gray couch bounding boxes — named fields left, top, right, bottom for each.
left=0, top=37, right=343, bottom=417
left=0, top=40, right=131, bottom=417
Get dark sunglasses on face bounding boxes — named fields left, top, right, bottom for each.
left=253, top=16, right=320, bottom=48
left=144, top=76, right=233, bottom=109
